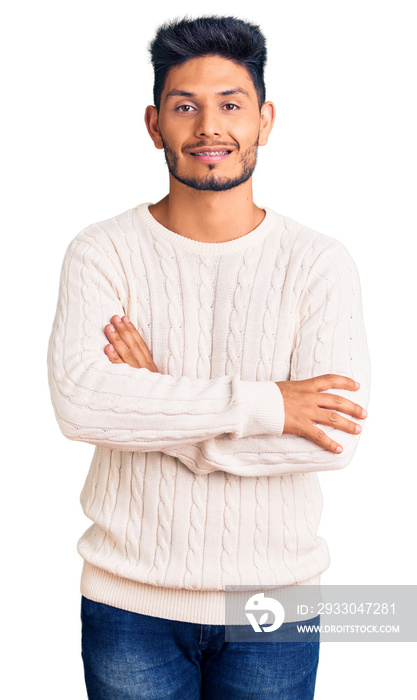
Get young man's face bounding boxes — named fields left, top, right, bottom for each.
left=145, top=55, right=275, bottom=192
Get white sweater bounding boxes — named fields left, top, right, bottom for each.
left=47, top=203, right=370, bottom=624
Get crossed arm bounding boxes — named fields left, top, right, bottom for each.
left=104, top=314, right=368, bottom=457
left=49, top=235, right=370, bottom=477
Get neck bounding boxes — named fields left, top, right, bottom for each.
left=148, top=176, right=265, bottom=243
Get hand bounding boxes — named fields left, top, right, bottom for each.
left=104, top=315, right=159, bottom=372
left=276, top=374, right=368, bottom=454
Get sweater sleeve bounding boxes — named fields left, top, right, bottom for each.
left=162, top=242, right=371, bottom=476
left=47, top=235, right=285, bottom=451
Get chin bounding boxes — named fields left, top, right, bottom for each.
left=170, top=169, right=255, bottom=192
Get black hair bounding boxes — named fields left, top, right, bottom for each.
left=149, top=16, right=267, bottom=111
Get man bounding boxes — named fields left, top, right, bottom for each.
left=48, top=16, right=370, bottom=700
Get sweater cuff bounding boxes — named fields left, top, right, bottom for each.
left=236, top=380, right=285, bottom=438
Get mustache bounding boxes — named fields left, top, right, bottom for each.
left=182, top=141, right=238, bottom=152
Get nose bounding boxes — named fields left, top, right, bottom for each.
left=194, top=106, right=222, bottom=138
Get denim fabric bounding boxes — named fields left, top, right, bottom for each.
left=81, top=596, right=320, bottom=699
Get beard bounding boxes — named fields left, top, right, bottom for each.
left=161, top=136, right=259, bottom=192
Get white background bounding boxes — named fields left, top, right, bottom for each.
left=2, top=1, right=416, bottom=697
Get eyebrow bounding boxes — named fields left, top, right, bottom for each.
left=218, top=88, right=249, bottom=97
left=165, top=87, right=249, bottom=100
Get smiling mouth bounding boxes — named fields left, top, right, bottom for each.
left=190, top=150, right=232, bottom=156
left=188, top=149, right=233, bottom=163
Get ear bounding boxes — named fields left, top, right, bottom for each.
left=144, top=105, right=164, bottom=150
left=258, top=101, right=276, bottom=146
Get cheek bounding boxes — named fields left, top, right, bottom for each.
left=158, top=117, right=182, bottom=143
left=230, top=119, right=261, bottom=146
left=239, top=132, right=261, bottom=152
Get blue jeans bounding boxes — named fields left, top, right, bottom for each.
left=81, top=596, right=320, bottom=699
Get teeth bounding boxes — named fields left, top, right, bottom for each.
left=193, top=151, right=229, bottom=156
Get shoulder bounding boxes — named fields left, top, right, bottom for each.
left=72, top=203, right=143, bottom=249
left=59, top=204, right=148, bottom=281
left=266, top=207, right=358, bottom=270
left=61, top=203, right=150, bottom=273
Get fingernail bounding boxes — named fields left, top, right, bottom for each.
left=114, top=315, right=121, bottom=323
left=122, top=316, right=130, bottom=324
left=355, top=424, right=362, bottom=434
left=108, top=344, right=114, bottom=352
left=108, top=324, right=115, bottom=333
left=355, top=382, right=360, bottom=389
left=362, top=409, right=368, bottom=418
left=336, top=446, right=343, bottom=453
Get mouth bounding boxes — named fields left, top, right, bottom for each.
left=188, top=149, right=232, bottom=163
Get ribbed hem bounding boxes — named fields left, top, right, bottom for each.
left=80, top=562, right=321, bottom=625
left=237, top=380, right=285, bottom=439
left=136, top=203, right=280, bottom=256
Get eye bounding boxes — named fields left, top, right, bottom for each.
left=176, top=104, right=195, bottom=113
left=223, top=103, right=239, bottom=111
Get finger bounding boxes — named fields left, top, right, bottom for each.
left=317, top=392, right=368, bottom=419
left=105, top=320, right=159, bottom=371
left=110, top=315, right=154, bottom=363
left=313, top=374, right=360, bottom=392
left=120, top=316, right=154, bottom=359
left=104, top=343, right=124, bottom=364
left=104, top=323, right=142, bottom=367
left=316, top=409, right=362, bottom=435
left=304, top=425, right=343, bottom=454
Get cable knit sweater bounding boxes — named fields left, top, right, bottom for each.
left=47, top=203, right=370, bottom=624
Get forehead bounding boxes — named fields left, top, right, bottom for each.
left=162, top=55, right=257, bottom=99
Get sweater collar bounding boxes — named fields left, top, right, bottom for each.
left=135, top=202, right=279, bottom=256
